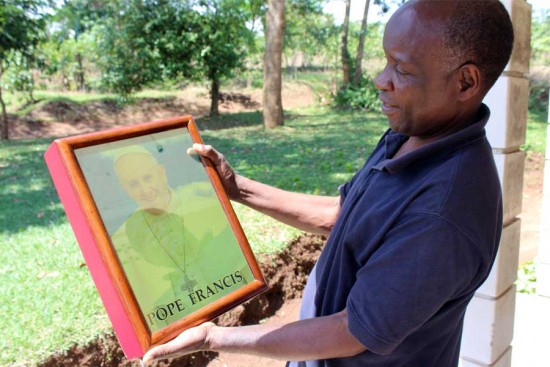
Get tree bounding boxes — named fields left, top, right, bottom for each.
left=340, top=0, right=352, bottom=86
left=284, top=2, right=333, bottom=75
left=47, top=0, right=109, bottom=91
left=263, top=0, right=285, bottom=128
left=341, top=0, right=399, bottom=88
left=0, top=0, right=45, bottom=140
left=94, top=0, right=252, bottom=116
left=2, top=51, right=39, bottom=103
left=352, top=0, right=371, bottom=85
left=94, top=0, right=163, bottom=98
left=196, top=1, right=254, bottom=116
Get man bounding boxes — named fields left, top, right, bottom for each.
left=143, top=0, right=513, bottom=365
left=111, top=146, right=253, bottom=332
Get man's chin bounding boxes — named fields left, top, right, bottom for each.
left=142, top=207, right=166, bottom=215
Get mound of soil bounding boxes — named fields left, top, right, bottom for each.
left=38, top=234, right=325, bottom=367
left=8, top=84, right=315, bottom=140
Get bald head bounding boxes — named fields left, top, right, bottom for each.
left=393, top=0, right=514, bottom=95
left=114, top=149, right=171, bottom=212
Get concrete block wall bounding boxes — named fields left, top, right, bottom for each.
left=460, top=1, right=531, bottom=366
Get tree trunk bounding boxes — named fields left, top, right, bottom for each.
left=263, top=0, right=285, bottom=129
left=353, top=0, right=371, bottom=86
left=341, top=0, right=352, bottom=86
left=75, top=53, right=86, bottom=91
left=61, top=69, right=69, bottom=91
left=0, top=64, right=9, bottom=140
left=210, top=78, right=220, bottom=117
left=28, top=70, right=36, bottom=103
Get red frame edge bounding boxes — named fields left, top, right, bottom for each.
left=44, top=141, right=145, bottom=359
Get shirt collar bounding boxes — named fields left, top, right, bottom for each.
left=373, top=104, right=491, bottom=174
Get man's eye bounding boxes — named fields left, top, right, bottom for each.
left=395, top=66, right=408, bottom=76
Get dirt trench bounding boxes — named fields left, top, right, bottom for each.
left=38, top=234, right=325, bottom=367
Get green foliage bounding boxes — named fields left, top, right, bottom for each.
left=2, top=52, right=38, bottom=102
left=199, top=1, right=253, bottom=81
left=531, top=12, right=550, bottom=66
left=332, top=75, right=380, bottom=110
left=516, top=261, right=537, bottom=295
left=284, top=3, right=340, bottom=69
left=0, top=0, right=45, bottom=61
left=0, top=0, right=47, bottom=139
left=93, top=1, right=163, bottom=97
left=348, top=22, right=385, bottom=70
left=528, top=81, right=549, bottom=114
left=91, top=0, right=254, bottom=101
left=44, top=0, right=110, bottom=88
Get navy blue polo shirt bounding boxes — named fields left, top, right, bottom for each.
left=290, top=104, right=502, bottom=367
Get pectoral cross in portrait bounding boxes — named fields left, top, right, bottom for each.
left=181, top=272, right=198, bottom=293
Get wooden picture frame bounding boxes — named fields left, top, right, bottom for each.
left=44, top=116, right=267, bottom=359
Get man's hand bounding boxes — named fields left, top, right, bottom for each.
left=187, top=144, right=241, bottom=200
left=142, top=322, right=214, bottom=365
left=142, top=309, right=365, bottom=366
left=188, top=143, right=339, bottom=235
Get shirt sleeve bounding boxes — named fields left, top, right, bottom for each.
left=346, top=212, right=482, bottom=355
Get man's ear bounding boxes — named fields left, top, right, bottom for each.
left=457, top=63, right=481, bottom=102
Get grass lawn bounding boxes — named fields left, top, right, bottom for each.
left=524, top=109, right=548, bottom=154
left=0, top=103, right=388, bottom=365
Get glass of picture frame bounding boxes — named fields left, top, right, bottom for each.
left=44, top=115, right=267, bottom=359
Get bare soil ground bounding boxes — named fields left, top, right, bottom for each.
left=8, top=84, right=314, bottom=140
left=7, top=84, right=543, bottom=366
left=519, top=151, right=545, bottom=264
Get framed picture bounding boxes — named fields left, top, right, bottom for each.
left=44, top=116, right=267, bottom=359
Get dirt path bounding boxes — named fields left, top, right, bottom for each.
left=519, top=152, right=545, bottom=265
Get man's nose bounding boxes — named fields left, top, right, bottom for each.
left=374, top=66, right=393, bottom=91
left=138, top=185, right=150, bottom=196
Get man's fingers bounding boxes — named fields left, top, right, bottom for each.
left=142, top=322, right=214, bottom=365
left=142, top=335, right=191, bottom=365
left=143, top=345, right=174, bottom=366
left=192, top=144, right=225, bottom=163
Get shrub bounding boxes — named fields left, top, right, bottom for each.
left=332, top=76, right=380, bottom=111
left=528, top=81, right=549, bottom=113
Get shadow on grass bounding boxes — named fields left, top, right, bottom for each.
left=201, top=109, right=388, bottom=195
left=0, top=139, right=67, bottom=234
left=196, top=110, right=263, bottom=130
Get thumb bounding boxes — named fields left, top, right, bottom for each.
left=187, top=146, right=203, bottom=163
left=192, top=144, right=224, bottom=163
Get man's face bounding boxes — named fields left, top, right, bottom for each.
left=115, top=153, right=170, bottom=211
left=375, top=3, right=461, bottom=138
